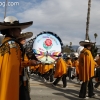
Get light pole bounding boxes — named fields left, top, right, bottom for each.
left=4, top=0, right=8, bottom=19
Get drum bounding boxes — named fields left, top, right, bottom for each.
left=95, top=67, right=100, bottom=80
left=71, top=67, right=76, bottom=76
left=33, top=31, right=63, bottom=64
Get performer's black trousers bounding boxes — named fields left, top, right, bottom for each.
left=19, top=76, right=30, bottom=100
left=43, top=69, right=54, bottom=82
left=79, top=78, right=94, bottom=98
left=67, top=68, right=72, bottom=80
left=53, top=74, right=67, bottom=87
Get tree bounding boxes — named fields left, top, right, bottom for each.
left=94, top=33, right=98, bottom=42
left=91, top=44, right=98, bottom=58
left=91, top=33, right=98, bottom=58
left=70, top=42, right=72, bottom=46
left=86, top=0, right=91, bottom=40
left=62, top=44, right=74, bottom=53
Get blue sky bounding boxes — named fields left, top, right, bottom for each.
left=0, top=0, right=100, bottom=46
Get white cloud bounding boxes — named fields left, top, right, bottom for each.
left=1, top=0, right=100, bottom=45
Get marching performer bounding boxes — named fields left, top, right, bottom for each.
left=78, top=40, right=97, bottom=99
left=94, top=54, right=100, bottom=89
left=52, top=57, right=67, bottom=88
left=42, top=63, right=54, bottom=82
left=30, top=65, right=39, bottom=74
left=37, top=63, right=43, bottom=77
left=65, top=55, right=72, bottom=80
left=41, top=64, right=50, bottom=81
left=71, top=54, right=79, bottom=80
left=17, top=32, right=34, bottom=100
left=0, top=16, right=36, bottom=100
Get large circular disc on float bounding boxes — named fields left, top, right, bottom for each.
left=33, top=31, right=63, bottom=64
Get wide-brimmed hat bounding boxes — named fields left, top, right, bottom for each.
left=73, top=55, right=78, bottom=59
left=73, top=52, right=79, bottom=58
left=67, top=55, right=71, bottom=58
left=79, top=40, right=95, bottom=46
left=17, top=32, right=33, bottom=40
left=0, top=16, right=33, bottom=31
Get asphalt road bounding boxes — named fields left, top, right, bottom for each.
left=30, top=74, right=100, bottom=100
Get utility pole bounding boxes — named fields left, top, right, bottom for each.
left=4, top=0, right=8, bottom=19
left=86, top=0, right=91, bottom=40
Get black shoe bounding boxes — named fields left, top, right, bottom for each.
left=71, top=75, right=75, bottom=80
left=63, top=86, right=66, bottom=88
left=79, top=96, right=89, bottom=99
left=52, top=84, right=56, bottom=87
left=89, top=93, right=98, bottom=98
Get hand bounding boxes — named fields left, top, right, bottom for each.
left=36, top=61, right=41, bottom=64
left=30, top=60, right=38, bottom=66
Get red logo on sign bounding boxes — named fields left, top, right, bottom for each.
left=45, top=39, right=52, bottom=46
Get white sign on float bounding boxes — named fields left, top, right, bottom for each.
left=33, top=32, right=62, bottom=64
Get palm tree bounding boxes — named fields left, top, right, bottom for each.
left=70, top=42, right=72, bottom=47
left=91, top=33, right=98, bottom=58
left=86, top=0, right=91, bottom=40
left=94, top=33, right=98, bottom=42
left=69, top=42, right=74, bottom=52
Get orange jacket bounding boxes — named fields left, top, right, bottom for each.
left=54, top=58, right=67, bottom=78
left=79, top=48, right=96, bottom=82
left=66, top=59, right=72, bottom=68
left=0, top=37, right=21, bottom=100
left=0, top=37, right=36, bottom=100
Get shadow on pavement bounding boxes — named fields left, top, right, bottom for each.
left=30, top=74, right=100, bottom=100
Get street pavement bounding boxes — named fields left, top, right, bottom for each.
left=30, top=74, right=100, bottom=100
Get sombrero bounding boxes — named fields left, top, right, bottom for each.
left=67, top=55, right=71, bottom=58
left=0, top=16, right=33, bottom=31
left=17, top=32, right=33, bottom=40
left=79, top=40, right=95, bottom=46
left=74, top=55, right=78, bottom=58
left=73, top=52, right=79, bottom=58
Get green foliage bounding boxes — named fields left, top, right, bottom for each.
left=94, top=33, right=98, bottom=42
left=62, top=45, right=74, bottom=53
left=70, top=42, right=72, bottom=46
left=94, top=33, right=98, bottom=39
left=91, top=44, right=98, bottom=58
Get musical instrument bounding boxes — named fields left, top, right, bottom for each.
left=94, top=67, right=100, bottom=80
left=32, top=31, right=63, bottom=64
left=71, top=67, right=76, bottom=76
